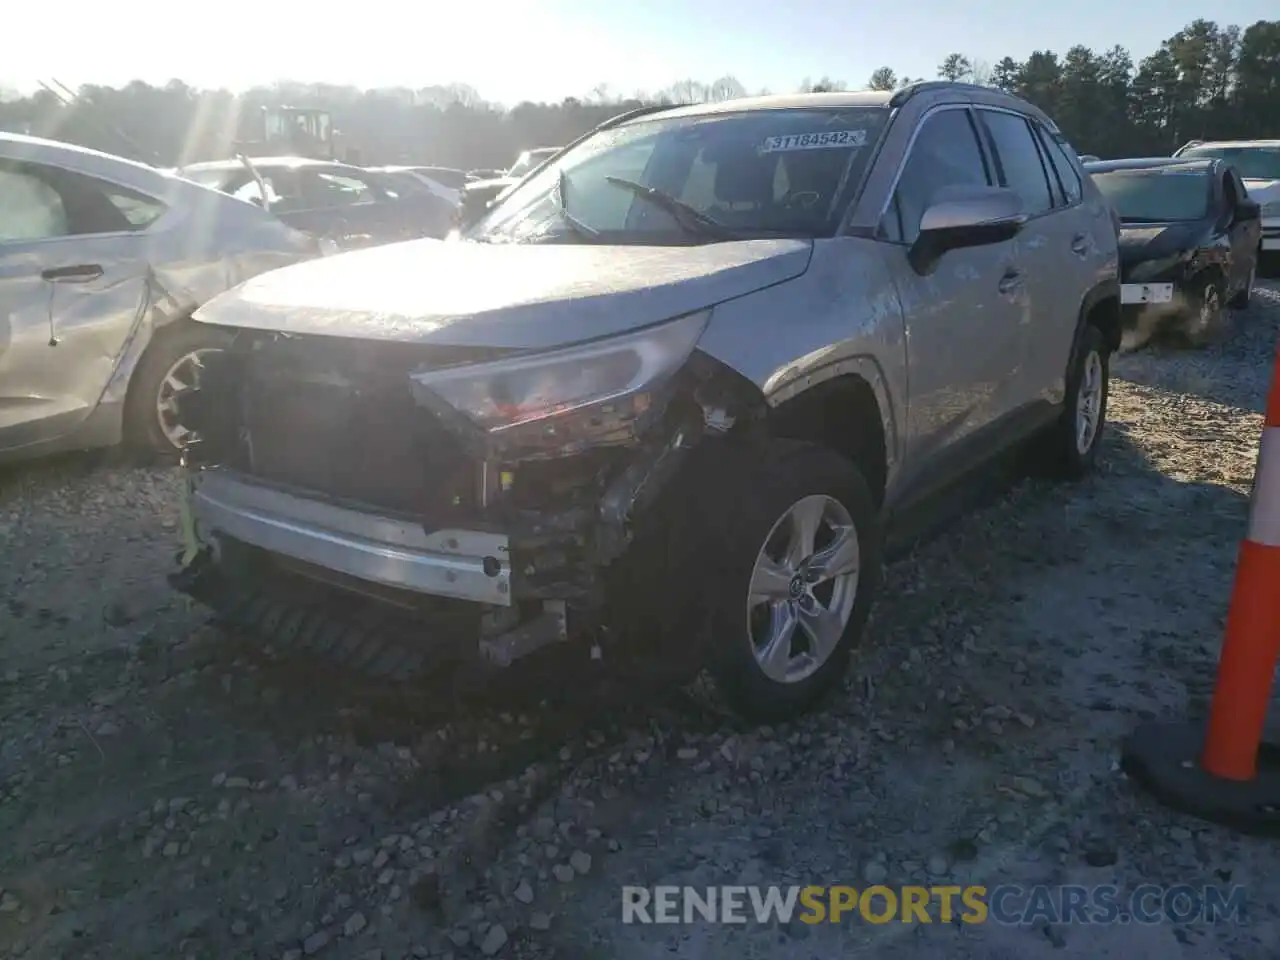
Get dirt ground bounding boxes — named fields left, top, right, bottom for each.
left=3, top=283, right=1280, bottom=960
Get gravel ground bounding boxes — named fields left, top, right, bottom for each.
left=3, top=283, right=1280, bottom=960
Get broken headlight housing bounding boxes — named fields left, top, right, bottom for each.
left=409, top=310, right=710, bottom=453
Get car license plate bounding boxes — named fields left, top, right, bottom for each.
left=1263, top=238, right=1280, bottom=251
left=1120, top=282, right=1174, bottom=305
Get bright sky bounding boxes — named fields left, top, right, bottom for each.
left=4, top=0, right=1276, bottom=105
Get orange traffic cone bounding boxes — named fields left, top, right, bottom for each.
left=1122, top=339, right=1280, bottom=833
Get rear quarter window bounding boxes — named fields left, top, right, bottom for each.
left=1035, top=127, right=1083, bottom=206
left=103, top=185, right=167, bottom=229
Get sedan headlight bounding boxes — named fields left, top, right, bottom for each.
left=409, top=310, right=710, bottom=437
left=1262, top=200, right=1280, bottom=218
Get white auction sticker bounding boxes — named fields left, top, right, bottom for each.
left=759, top=130, right=867, bottom=153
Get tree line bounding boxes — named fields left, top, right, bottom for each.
left=0, top=18, right=1276, bottom=170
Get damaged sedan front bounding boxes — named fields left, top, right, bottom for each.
left=170, top=94, right=901, bottom=721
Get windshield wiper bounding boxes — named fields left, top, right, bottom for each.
left=555, top=170, right=601, bottom=242
left=603, top=176, right=740, bottom=239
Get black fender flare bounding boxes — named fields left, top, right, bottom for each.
left=1070, top=276, right=1122, bottom=359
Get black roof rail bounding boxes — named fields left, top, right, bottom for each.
left=597, top=103, right=675, bottom=130
left=888, top=80, right=995, bottom=109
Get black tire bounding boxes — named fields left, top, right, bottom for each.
left=698, top=440, right=883, bottom=723
left=1227, top=253, right=1256, bottom=309
left=1040, top=323, right=1110, bottom=481
left=123, top=321, right=234, bottom=459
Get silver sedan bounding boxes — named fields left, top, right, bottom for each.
left=0, top=133, right=323, bottom=462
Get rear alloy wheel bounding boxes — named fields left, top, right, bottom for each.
left=1075, top=348, right=1105, bottom=457
left=1038, top=323, right=1110, bottom=481
left=703, top=440, right=882, bottom=722
left=155, top=349, right=220, bottom=450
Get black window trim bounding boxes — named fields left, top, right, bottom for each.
left=871, top=103, right=995, bottom=246
left=1030, top=123, right=1067, bottom=209
left=1214, top=164, right=1234, bottom=227
left=973, top=106, right=1059, bottom=222
left=1031, top=120, right=1084, bottom=211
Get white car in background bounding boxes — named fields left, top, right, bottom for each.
left=0, top=133, right=324, bottom=462
left=1174, top=140, right=1280, bottom=261
left=368, top=165, right=466, bottom=207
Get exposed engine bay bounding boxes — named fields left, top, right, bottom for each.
left=169, top=324, right=765, bottom=678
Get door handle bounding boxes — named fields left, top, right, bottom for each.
left=1071, top=233, right=1089, bottom=256
left=998, top=269, right=1023, bottom=294
left=41, top=263, right=103, bottom=283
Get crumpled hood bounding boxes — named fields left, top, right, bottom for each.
left=1117, top=221, right=1207, bottom=271
left=194, top=236, right=813, bottom=350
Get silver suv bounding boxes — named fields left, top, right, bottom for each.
left=171, top=83, right=1121, bottom=722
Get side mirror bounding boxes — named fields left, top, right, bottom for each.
left=1236, top=199, right=1261, bottom=222
left=908, top=185, right=1027, bottom=275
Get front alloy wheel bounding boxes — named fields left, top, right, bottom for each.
left=1199, top=282, right=1222, bottom=328
left=1185, top=276, right=1226, bottom=346
left=1229, top=257, right=1255, bottom=309
left=703, top=440, right=882, bottom=723
left=748, top=495, right=860, bottom=684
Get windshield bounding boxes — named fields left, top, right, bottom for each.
left=508, top=148, right=559, bottom=178
left=467, top=107, right=889, bottom=244
left=1176, top=145, right=1280, bottom=181
left=1090, top=169, right=1210, bottom=223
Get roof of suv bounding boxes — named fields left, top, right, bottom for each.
left=616, top=83, right=1052, bottom=126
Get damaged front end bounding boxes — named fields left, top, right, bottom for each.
left=169, top=310, right=765, bottom=678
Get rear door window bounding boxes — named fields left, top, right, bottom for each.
left=102, top=185, right=167, bottom=228
left=978, top=110, right=1054, bottom=216
left=1033, top=125, right=1083, bottom=207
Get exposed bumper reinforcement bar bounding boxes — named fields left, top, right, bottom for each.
left=188, top=467, right=513, bottom=606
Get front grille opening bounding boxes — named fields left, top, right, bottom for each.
left=229, top=334, right=510, bottom=516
